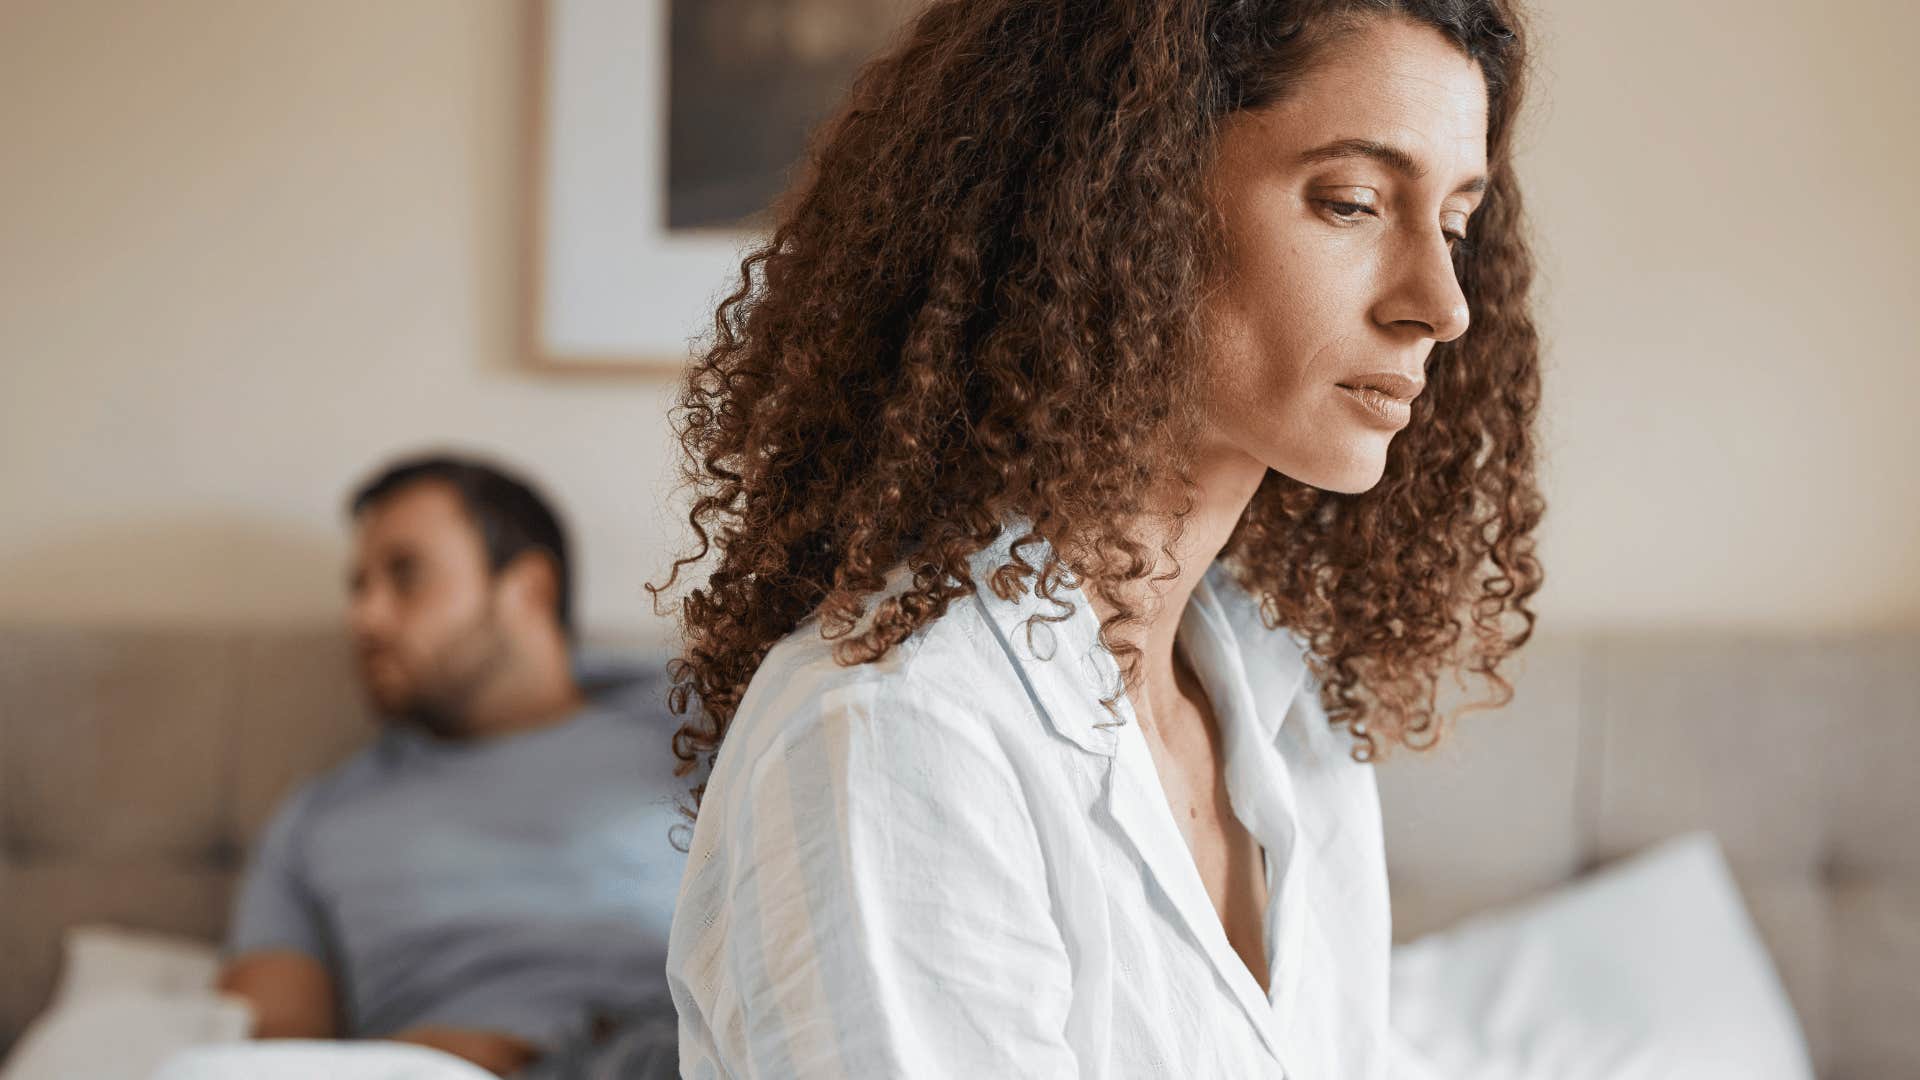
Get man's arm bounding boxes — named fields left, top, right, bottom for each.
left=387, top=1027, right=541, bottom=1077
left=222, top=782, right=540, bottom=1076
left=222, top=783, right=341, bottom=1039
left=216, top=955, right=537, bottom=1076
left=216, top=949, right=337, bottom=1039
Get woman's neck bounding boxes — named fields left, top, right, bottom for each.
left=1083, top=442, right=1269, bottom=734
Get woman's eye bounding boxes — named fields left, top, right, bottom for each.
left=1321, top=200, right=1375, bottom=222
left=1322, top=199, right=1473, bottom=256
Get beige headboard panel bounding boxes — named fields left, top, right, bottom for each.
left=3, top=623, right=1916, bottom=1077
left=0, top=627, right=373, bottom=1043
left=1376, top=629, right=1920, bottom=1079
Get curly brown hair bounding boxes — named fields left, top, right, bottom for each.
left=649, top=0, right=1546, bottom=823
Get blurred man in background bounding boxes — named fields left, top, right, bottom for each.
left=216, top=453, right=682, bottom=1078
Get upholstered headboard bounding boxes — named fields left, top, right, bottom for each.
left=1375, top=629, right=1920, bottom=1079
left=0, top=624, right=671, bottom=1054
left=2, top=623, right=1915, bottom=1077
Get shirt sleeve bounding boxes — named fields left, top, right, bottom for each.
left=224, top=781, right=331, bottom=962
left=692, top=680, right=1081, bottom=1078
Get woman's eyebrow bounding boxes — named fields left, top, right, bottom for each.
left=1295, top=136, right=1488, bottom=195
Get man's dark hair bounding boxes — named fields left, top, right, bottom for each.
left=349, top=453, right=575, bottom=638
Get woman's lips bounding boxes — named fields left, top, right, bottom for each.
left=1335, top=383, right=1413, bottom=428
left=1335, top=372, right=1423, bottom=400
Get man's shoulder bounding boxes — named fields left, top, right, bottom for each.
left=528, top=698, right=686, bottom=793
left=266, top=734, right=401, bottom=826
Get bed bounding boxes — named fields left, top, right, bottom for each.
left=1, top=622, right=1914, bottom=1076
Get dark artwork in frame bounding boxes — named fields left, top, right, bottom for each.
left=666, top=0, right=926, bottom=232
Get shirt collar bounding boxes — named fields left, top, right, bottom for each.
left=1187, top=561, right=1314, bottom=749
left=965, top=518, right=1123, bottom=756
left=964, top=517, right=1313, bottom=757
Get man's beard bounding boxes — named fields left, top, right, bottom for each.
left=383, top=603, right=513, bottom=739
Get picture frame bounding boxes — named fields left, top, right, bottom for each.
left=524, top=0, right=920, bottom=374
left=523, top=0, right=756, bottom=374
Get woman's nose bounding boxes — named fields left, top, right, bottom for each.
left=1372, top=235, right=1471, bottom=344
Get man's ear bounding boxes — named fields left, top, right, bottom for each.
left=497, top=549, right=562, bottom=633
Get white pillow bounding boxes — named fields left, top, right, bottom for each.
left=48, top=923, right=224, bottom=1006
left=0, top=925, right=251, bottom=1080
left=1388, top=831, right=1814, bottom=1080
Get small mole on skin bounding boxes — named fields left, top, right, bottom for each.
left=1189, top=806, right=1197, bottom=819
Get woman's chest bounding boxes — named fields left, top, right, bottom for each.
left=1002, top=696, right=1391, bottom=1077
left=1017, top=745, right=1283, bottom=1074
left=1055, top=829, right=1283, bottom=1077
left=1139, top=721, right=1273, bottom=994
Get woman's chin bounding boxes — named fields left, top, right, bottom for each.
left=1278, top=446, right=1390, bottom=495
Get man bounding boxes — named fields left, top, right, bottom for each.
left=217, top=453, right=683, bottom=1078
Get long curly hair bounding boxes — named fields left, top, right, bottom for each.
left=650, top=0, right=1546, bottom=823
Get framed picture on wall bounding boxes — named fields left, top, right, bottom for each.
left=524, top=0, right=922, bottom=373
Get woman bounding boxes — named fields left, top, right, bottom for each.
left=654, top=0, right=1543, bottom=1075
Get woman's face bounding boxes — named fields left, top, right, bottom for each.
left=1198, top=15, right=1490, bottom=495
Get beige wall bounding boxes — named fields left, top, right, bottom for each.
left=1519, top=0, right=1919, bottom=631
left=0, top=0, right=685, bottom=639
left=1, top=0, right=1914, bottom=640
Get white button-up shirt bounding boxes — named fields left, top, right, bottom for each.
left=666, top=526, right=1393, bottom=1078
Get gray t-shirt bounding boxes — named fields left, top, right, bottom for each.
left=225, top=692, right=689, bottom=1051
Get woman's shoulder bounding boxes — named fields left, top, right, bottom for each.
left=711, top=580, right=1040, bottom=800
